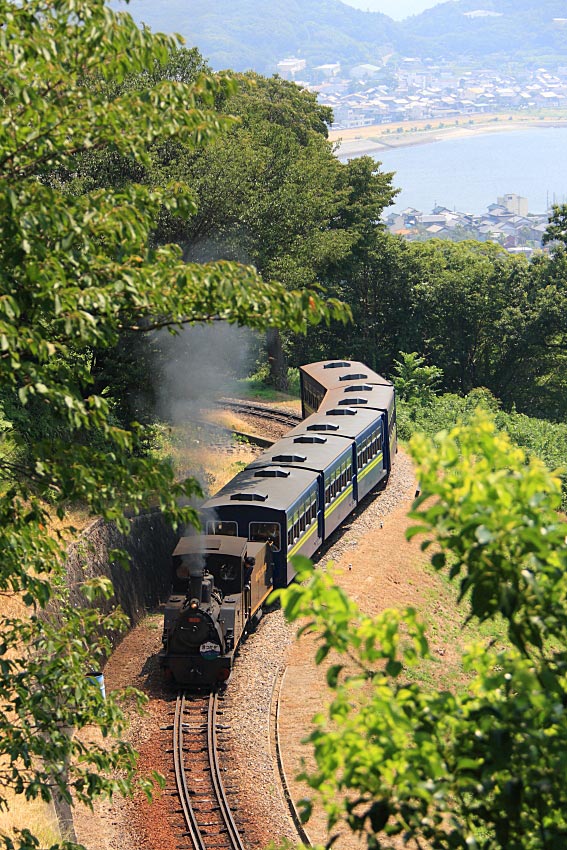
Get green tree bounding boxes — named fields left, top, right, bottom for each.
left=56, top=66, right=362, bottom=393
left=409, top=240, right=519, bottom=394
left=408, top=239, right=567, bottom=418
left=489, top=246, right=567, bottom=419
left=393, top=350, right=443, bottom=406
left=292, top=165, right=403, bottom=372
left=177, top=74, right=361, bottom=388
left=279, top=415, right=567, bottom=849
left=0, top=3, right=346, bottom=848
left=542, top=203, right=567, bottom=247
left=59, top=70, right=401, bottom=394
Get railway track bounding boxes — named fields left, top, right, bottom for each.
left=173, top=691, right=245, bottom=850
left=169, top=676, right=310, bottom=850
left=271, top=666, right=313, bottom=848
left=218, top=398, right=302, bottom=429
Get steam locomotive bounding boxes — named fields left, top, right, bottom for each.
left=159, top=359, right=397, bottom=687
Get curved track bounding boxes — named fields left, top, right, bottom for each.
left=272, top=667, right=313, bottom=848
left=173, top=692, right=246, bottom=850
left=219, top=398, right=302, bottom=429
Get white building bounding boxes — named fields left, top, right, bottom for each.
left=314, top=63, right=341, bottom=78
left=276, top=57, right=307, bottom=79
left=497, top=193, right=529, bottom=216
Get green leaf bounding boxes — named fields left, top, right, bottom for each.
left=326, top=664, right=344, bottom=688
left=431, top=552, right=446, bottom=570
left=82, top=576, right=115, bottom=602
left=385, top=659, right=402, bottom=677
left=315, top=644, right=331, bottom=665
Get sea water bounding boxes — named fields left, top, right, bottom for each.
left=356, top=126, right=567, bottom=215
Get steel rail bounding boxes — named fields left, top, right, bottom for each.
left=218, top=398, right=302, bottom=428
left=173, top=693, right=206, bottom=850
left=207, top=692, right=247, bottom=850
left=272, top=667, right=313, bottom=847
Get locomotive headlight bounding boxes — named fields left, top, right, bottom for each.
left=189, top=598, right=199, bottom=609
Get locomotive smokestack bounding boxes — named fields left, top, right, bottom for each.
left=188, top=559, right=204, bottom=603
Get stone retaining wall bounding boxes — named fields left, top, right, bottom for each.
left=48, top=510, right=177, bottom=842
left=63, top=509, right=178, bottom=642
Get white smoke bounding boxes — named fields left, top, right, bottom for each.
left=155, top=322, right=256, bottom=424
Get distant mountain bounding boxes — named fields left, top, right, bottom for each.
left=341, top=0, right=442, bottom=21
left=113, top=0, right=396, bottom=73
left=114, top=0, right=567, bottom=72
left=401, top=0, right=567, bottom=65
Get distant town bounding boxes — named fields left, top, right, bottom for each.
left=273, top=55, right=567, bottom=254
left=277, top=56, right=567, bottom=130
left=383, top=193, right=552, bottom=255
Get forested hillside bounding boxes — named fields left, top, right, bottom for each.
left=401, top=0, right=567, bottom=66
left=116, top=0, right=567, bottom=72
left=110, top=0, right=395, bottom=72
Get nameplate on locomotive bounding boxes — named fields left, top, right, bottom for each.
left=200, top=642, right=221, bottom=658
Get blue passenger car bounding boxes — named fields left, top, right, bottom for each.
left=300, top=359, right=393, bottom=419
left=199, top=359, right=396, bottom=587
left=289, top=406, right=389, bottom=503
left=201, top=465, right=320, bottom=588
left=319, top=383, right=397, bottom=472
left=248, top=431, right=356, bottom=544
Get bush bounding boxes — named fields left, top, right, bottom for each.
left=399, top=390, right=567, bottom=510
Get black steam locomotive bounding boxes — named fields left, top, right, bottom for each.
left=160, top=535, right=273, bottom=685
left=159, top=359, right=397, bottom=687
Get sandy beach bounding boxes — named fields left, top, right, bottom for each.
left=329, top=112, right=567, bottom=159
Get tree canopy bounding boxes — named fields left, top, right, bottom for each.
left=543, top=203, right=567, bottom=247
left=0, top=3, right=347, bottom=847
left=300, top=230, right=567, bottom=421
left=64, top=61, right=398, bottom=393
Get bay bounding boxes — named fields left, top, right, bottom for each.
left=366, top=126, right=567, bottom=215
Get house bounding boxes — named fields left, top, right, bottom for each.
left=314, top=64, right=341, bottom=79
left=276, top=58, right=306, bottom=79
left=418, top=214, right=449, bottom=225
left=350, top=64, right=381, bottom=79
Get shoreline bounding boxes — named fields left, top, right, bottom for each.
left=329, top=113, right=567, bottom=159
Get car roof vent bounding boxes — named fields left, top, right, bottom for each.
left=344, top=384, right=372, bottom=392
left=339, top=372, right=368, bottom=381
left=326, top=408, right=358, bottom=416
left=272, top=454, right=307, bottom=463
left=339, top=397, right=368, bottom=406
left=293, top=435, right=327, bottom=444
left=230, top=492, right=268, bottom=501
left=253, top=468, right=291, bottom=478
left=323, top=361, right=351, bottom=369
left=307, top=423, right=340, bottom=432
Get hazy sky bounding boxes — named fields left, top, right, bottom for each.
left=341, top=0, right=444, bottom=20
